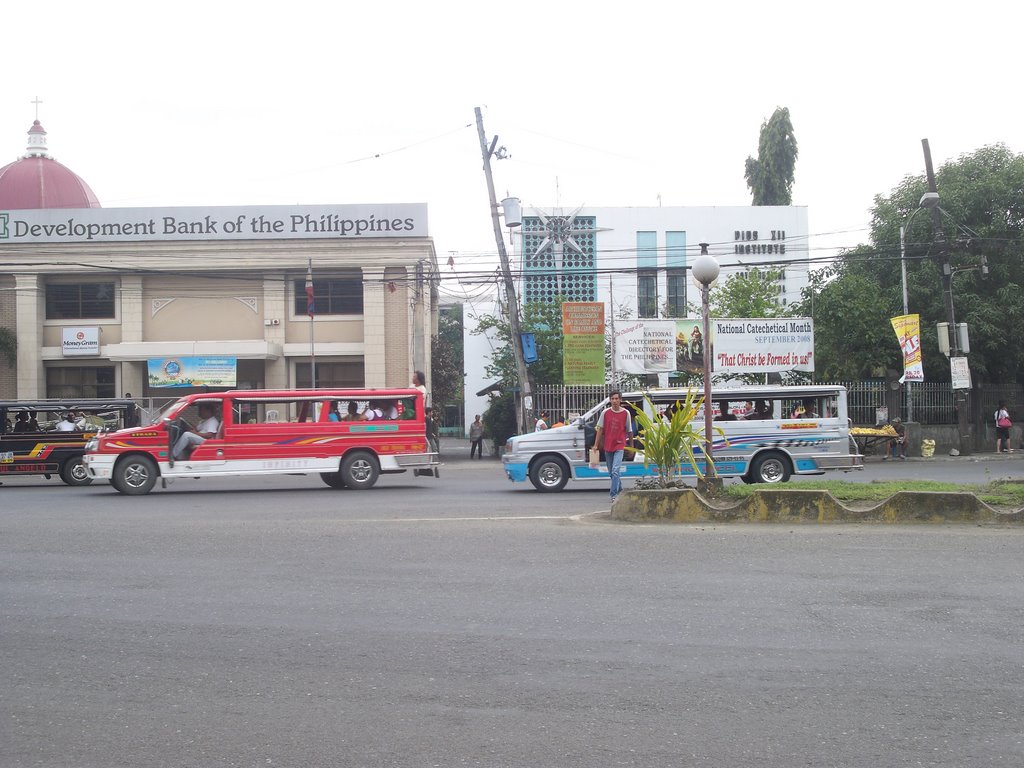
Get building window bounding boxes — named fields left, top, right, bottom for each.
left=295, top=360, right=365, bottom=388
left=45, top=283, right=115, bottom=320
left=293, top=274, right=363, bottom=316
left=637, top=269, right=658, bottom=318
left=46, top=366, right=115, bottom=398
left=666, top=269, right=686, bottom=317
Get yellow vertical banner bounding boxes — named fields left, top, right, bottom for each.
left=562, top=302, right=605, bottom=385
left=891, top=314, right=924, bottom=382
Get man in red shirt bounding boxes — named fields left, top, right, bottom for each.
left=593, top=390, right=633, bottom=501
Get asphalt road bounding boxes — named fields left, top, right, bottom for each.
left=2, top=456, right=1024, bottom=767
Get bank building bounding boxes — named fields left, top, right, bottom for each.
left=0, top=118, right=438, bottom=402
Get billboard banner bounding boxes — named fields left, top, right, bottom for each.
left=562, top=302, right=606, bottom=385
left=890, top=314, right=924, bottom=382
left=711, top=318, right=814, bottom=374
left=147, top=356, right=237, bottom=388
left=611, top=318, right=814, bottom=375
left=614, top=320, right=677, bottom=374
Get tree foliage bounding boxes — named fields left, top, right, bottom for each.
left=431, top=304, right=464, bottom=408
left=473, top=300, right=566, bottom=387
left=744, top=107, right=799, bottom=206
left=709, top=268, right=791, bottom=319
left=802, top=144, right=1024, bottom=383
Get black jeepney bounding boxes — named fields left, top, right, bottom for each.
left=0, top=399, right=139, bottom=486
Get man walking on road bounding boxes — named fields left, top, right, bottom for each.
left=594, top=390, right=632, bottom=501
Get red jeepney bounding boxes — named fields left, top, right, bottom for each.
left=83, top=388, right=438, bottom=495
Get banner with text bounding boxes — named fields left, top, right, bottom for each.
left=712, top=318, right=814, bottom=374
left=614, top=320, right=677, bottom=374
left=890, top=314, right=924, bottom=382
left=147, top=356, right=238, bottom=388
left=612, top=318, right=814, bottom=375
left=562, top=302, right=606, bottom=385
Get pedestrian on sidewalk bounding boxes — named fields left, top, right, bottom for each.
left=995, top=401, right=1013, bottom=453
left=469, top=414, right=485, bottom=459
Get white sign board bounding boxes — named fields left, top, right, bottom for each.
left=950, top=356, right=971, bottom=390
left=712, top=318, right=814, bottom=374
left=613, top=321, right=677, bottom=374
left=62, top=327, right=100, bottom=356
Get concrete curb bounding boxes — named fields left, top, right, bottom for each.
left=610, top=488, right=1024, bottom=525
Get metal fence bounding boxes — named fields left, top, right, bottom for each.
left=532, top=381, right=1023, bottom=428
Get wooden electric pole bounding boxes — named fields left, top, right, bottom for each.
left=475, top=107, right=532, bottom=434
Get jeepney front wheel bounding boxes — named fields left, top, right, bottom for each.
left=112, top=455, right=159, bottom=495
left=749, top=451, right=791, bottom=484
left=59, top=456, right=93, bottom=486
left=341, top=451, right=379, bottom=490
left=529, top=455, right=569, bottom=493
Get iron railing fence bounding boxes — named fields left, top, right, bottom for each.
left=531, top=381, right=1023, bottom=428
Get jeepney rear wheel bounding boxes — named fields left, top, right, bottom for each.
left=749, top=451, right=791, bottom=484
left=59, top=456, right=93, bottom=486
left=529, top=455, right=569, bottom=493
left=320, top=472, right=347, bottom=489
left=112, top=455, right=158, bottom=495
left=341, top=451, right=379, bottom=490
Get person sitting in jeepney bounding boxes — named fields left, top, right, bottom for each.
left=343, top=401, right=363, bottom=421
left=746, top=400, right=773, bottom=420
left=173, top=403, right=220, bottom=460
left=55, top=412, right=78, bottom=432
left=12, top=412, right=31, bottom=433
left=715, top=402, right=738, bottom=421
left=27, top=411, right=40, bottom=431
left=367, top=400, right=398, bottom=420
left=328, top=402, right=342, bottom=422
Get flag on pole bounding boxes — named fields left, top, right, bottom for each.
left=305, top=259, right=315, bottom=317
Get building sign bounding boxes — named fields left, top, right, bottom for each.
left=61, top=326, right=100, bottom=357
left=712, top=318, right=814, bottom=374
left=891, top=314, right=924, bottom=382
left=562, top=302, right=605, bottom=385
left=147, top=357, right=237, bottom=388
left=0, top=204, right=427, bottom=244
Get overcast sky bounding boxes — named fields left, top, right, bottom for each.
left=5, top=0, right=1019, bottom=301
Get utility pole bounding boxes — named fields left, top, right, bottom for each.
left=475, top=107, right=532, bottom=434
left=922, top=138, right=971, bottom=455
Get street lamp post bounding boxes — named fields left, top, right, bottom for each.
left=692, top=243, right=720, bottom=495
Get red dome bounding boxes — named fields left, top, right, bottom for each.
left=0, top=120, right=100, bottom=210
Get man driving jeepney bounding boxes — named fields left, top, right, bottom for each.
left=173, top=403, right=220, bottom=459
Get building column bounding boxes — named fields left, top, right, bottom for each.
left=15, top=273, right=44, bottom=398
left=119, top=275, right=145, bottom=396
left=362, top=268, right=387, bottom=387
left=263, top=273, right=288, bottom=389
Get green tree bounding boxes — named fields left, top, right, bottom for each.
left=431, top=304, right=464, bottom=408
left=744, top=107, right=799, bottom=206
left=473, top=300, right=566, bottom=387
left=0, top=327, right=16, bottom=368
left=709, top=268, right=791, bottom=319
left=803, top=144, right=1024, bottom=383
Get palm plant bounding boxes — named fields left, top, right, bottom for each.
left=630, top=391, right=726, bottom=488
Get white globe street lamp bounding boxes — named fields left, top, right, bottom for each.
left=693, top=244, right=720, bottom=493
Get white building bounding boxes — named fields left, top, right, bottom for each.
left=463, top=205, right=810, bottom=430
